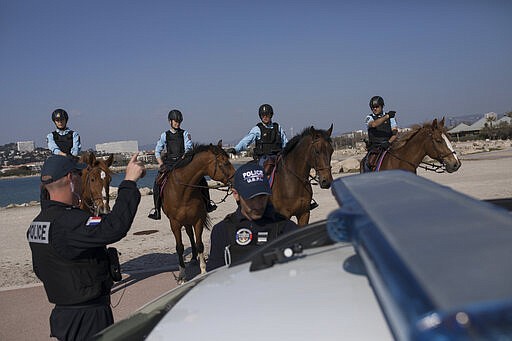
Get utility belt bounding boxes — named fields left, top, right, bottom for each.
left=55, top=295, right=111, bottom=308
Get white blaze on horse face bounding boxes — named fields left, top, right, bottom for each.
left=100, top=171, right=106, bottom=180
left=441, top=134, right=460, bottom=162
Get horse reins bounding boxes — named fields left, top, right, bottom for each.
left=81, top=167, right=110, bottom=214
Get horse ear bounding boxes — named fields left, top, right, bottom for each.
left=217, top=140, right=222, bottom=148
left=81, top=151, right=95, bottom=166
left=432, top=118, right=438, bottom=129
left=327, top=123, right=333, bottom=137
left=106, top=154, right=114, bottom=167
left=440, top=117, right=445, bottom=127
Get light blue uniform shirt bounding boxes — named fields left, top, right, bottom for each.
left=365, top=113, right=398, bottom=129
left=234, top=122, right=288, bottom=153
left=154, top=129, right=193, bottom=159
left=46, top=128, right=81, bottom=156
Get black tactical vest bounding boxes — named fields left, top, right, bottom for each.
left=254, top=123, right=282, bottom=158
left=165, top=129, right=185, bottom=164
left=223, top=213, right=287, bottom=265
left=52, top=130, right=74, bottom=155
left=368, top=114, right=392, bottom=148
left=27, top=208, right=112, bottom=305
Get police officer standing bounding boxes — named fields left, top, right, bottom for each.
left=227, top=104, right=288, bottom=163
left=46, top=108, right=81, bottom=158
left=27, top=154, right=145, bottom=340
left=206, top=163, right=297, bottom=271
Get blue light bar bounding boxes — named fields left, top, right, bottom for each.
left=327, top=170, right=512, bottom=340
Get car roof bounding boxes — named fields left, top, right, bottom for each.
left=147, top=242, right=392, bottom=340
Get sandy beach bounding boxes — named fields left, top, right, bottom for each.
left=1, top=146, right=511, bottom=290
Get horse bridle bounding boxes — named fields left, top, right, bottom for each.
left=81, top=166, right=110, bottom=214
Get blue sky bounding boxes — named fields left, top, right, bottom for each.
left=1, top=0, right=511, bottom=149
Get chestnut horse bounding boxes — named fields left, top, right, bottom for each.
left=361, top=118, right=461, bottom=174
left=162, top=141, right=235, bottom=283
left=271, top=125, right=334, bottom=226
left=79, top=152, right=114, bottom=215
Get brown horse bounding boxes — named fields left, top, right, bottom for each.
left=162, top=141, right=235, bottom=283
left=361, top=118, right=461, bottom=173
left=79, top=152, right=114, bottom=215
left=271, top=125, right=334, bottom=226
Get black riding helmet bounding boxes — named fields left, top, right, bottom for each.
left=258, top=104, right=274, bottom=119
left=168, top=109, right=183, bottom=123
left=369, top=96, right=385, bottom=109
left=52, top=108, right=69, bottom=122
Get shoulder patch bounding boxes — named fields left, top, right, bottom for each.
left=86, top=216, right=102, bottom=226
left=28, top=221, right=51, bottom=244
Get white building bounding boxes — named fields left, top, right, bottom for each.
left=17, top=141, right=35, bottom=152
left=95, top=140, right=138, bottom=153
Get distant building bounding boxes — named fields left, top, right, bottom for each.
left=95, top=140, right=139, bottom=153
left=17, top=141, right=35, bottom=152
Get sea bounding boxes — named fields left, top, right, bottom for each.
left=0, top=169, right=160, bottom=207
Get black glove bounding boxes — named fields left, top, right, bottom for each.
left=225, top=148, right=237, bottom=155
left=386, top=111, right=396, bottom=118
left=381, top=141, right=391, bottom=150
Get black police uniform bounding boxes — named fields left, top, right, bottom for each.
left=27, top=180, right=141, bottom=341
left=206, top=204, right=297, bottom=271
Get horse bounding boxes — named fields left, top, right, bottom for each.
left=271, top=125, right=334, bottom=226
left=161, top=141, right=235, bottom=283
left=79, top=152, right=114, bottom=216
left=361, top=117, right=461, bottom=174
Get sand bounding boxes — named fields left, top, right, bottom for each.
left=1, top=147, right=511, bottom=290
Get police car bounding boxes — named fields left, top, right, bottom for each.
left=94, top=171, right=512, bottom=340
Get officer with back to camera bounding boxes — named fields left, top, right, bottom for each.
left=206, top=163, right=298, bottom=271
left=46, top=108, right=82, bottom=158
left=27, top=153, right=145, bottom=341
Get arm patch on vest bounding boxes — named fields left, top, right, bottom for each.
left=28, top=221, right=51, bottom=244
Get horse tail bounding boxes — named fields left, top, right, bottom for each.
left=203, top=214, right=212, bottom=231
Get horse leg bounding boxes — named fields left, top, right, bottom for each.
left=297, top=211, right=310, bottom=226
left=194, top=220, right=207, bottom=274
left=184, top=224, right=198, bottom=262
left=170, top=219, right=186, bottom=284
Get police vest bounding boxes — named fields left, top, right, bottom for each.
left=52, top=130, right=74, bottom=155
left=224, top=213, right=287, bottom=265
left=165, top=129, right=185, bottom=164
left=27, top=207, right=113, bottom=305
left=368, top=114, right=392, bottom=147
left=254, top=123, right=282, bottom=158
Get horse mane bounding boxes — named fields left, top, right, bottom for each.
left=391, top=121, right=447, bottom=150
left=282, top=126, right=332, bottom=157
left=174, top=143, right=226, bottom=169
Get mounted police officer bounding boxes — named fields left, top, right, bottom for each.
left=206, top=163, right=297, bottom=271
left=148, top=109, right=216, bottom=220
left=227, top=104, right=288, bottom=166
left=362, top=96, right=398, bottom=171
left=27, top=153, right=145, bottom=341
left=46, top=108, right=81, bottom=158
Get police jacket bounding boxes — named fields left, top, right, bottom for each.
left=206, top=205, right=298, bottom=271
left=52, top=130, right=74, bottom=155
left=367, top=114, right=392, bottom=148
left=254, top=122, right=283, bottom=158
left=27, top=180, right=141, bottom=305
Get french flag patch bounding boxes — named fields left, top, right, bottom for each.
left=86, top=216, right=102, bottom=226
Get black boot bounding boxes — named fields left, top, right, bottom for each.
left=310, top=199, right=319, bottom=210
left=148, top=187, right=162, bottom=220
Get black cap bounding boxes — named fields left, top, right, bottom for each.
left=41, top=155, right=86, bottom=184
left=233, top=163, right=271, bottom=199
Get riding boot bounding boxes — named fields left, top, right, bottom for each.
left=200, top=177, right=217, bottom=213
left=310, top=198, right=319, bottom=210
left=148, top=185, right=162, bottom=220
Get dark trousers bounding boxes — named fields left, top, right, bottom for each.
left=50, top=301, right=113, bottom=341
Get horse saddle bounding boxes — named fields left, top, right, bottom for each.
left=364, top=147, right=385, bottom=172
